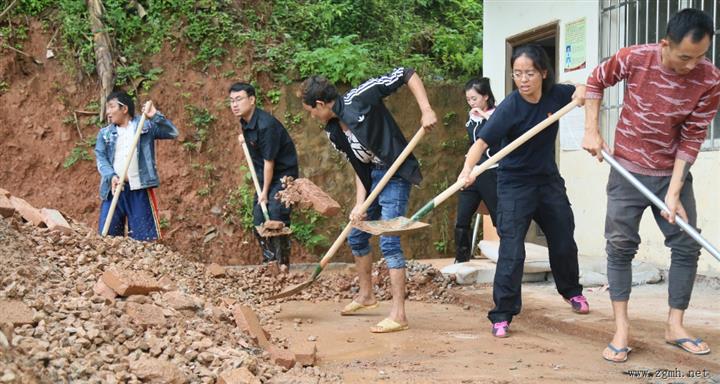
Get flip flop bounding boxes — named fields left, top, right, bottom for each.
left=340, top=300, right=380, bottom=316
left=666, top=338, right=711, bottom=355
left=603, top=343, right=632, bottom=363
left=370, top=318, right=409, bottom=333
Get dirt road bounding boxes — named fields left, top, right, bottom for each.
left=273, top=280, right=719, bottom=383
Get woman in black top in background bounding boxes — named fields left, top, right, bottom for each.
left=454, top=78, right=499, bottom=263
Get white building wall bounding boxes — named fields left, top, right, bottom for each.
left=484, top=0, right=720, bottom=275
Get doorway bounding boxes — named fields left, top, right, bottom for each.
left=503, top=21, right=560, bottom=247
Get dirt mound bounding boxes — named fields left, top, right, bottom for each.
left=0, top=194, right=454, bottom=382
left=0, top=23, right=320, bottom=268
left=0, top=215, right=337, bottom=383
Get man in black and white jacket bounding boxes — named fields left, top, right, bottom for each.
left=300, top=67, right=436, bottom=333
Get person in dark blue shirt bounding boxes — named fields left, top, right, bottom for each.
left=230, top=82, right=299, bottom=267
left=458, top=44, right=588, bottom=338
left=454, top=78, right=500, bottom=263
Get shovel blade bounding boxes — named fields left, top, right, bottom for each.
left=269, top=279, right=314, bottom=299
left=352, top=217, right=430, bottom=236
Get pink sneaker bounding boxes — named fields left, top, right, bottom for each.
left=567, top=295, right=590, bottom=314
left=492, top=321, right=509, bottom=338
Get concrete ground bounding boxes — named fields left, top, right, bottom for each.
left=272, top=260, right=720, bottom=383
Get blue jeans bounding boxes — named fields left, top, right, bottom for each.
left=98, top=184, right=161, bottom=241
left=348, top=168, right=411, bottom=269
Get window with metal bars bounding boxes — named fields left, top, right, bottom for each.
left=599, top=0, right=720, bottom=150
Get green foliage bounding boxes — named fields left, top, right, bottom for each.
left=181, top=141, right=198, bottom=152
left=283, top=111, right=303, bottom=131
left=266, top=89, right=281, bottom=105
left=56, top=0, right=96, bottom=75
left=63, top=137, right=96, bottom=169
left=0, top=81, right=8, bottom=94
left=294, top=35, right=373, bottom=85
left=290, top=210, right=329, bottom=251
left=202, top=163, right=216, bottom=179
left=273, top=0, right=484, bottom=80
left=17, top=0, right=55, bottom=16
left=433, top=239, right=448, bottom=254
left=443, top=111, right=458, bottom=126
left=184, top=104, right=216, bottom=145
left=85, top=100, right=100, bottom=112
left=159, top=217, right=170, bottom=230
left=197, top=186, right=211, bottom=197
left=14, top=0, right=483, bottom=82
left=225, top=183, right=255, bottom=230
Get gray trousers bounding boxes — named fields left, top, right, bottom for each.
left=605, top=168, right=701, bottom=310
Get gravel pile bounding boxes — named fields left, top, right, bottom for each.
left=0, top=209, right=455, bottom=383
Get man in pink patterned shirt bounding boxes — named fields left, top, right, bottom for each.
left=584, top=8, right=720, bottom=362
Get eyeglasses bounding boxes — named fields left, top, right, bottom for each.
left=511, top=70, right=539, bottom=80
left=229, top=96, right=249, bottom=104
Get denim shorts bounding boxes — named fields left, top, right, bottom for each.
left=348, top=168, right=411, bottom=269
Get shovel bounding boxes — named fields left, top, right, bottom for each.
left=269, top=126, right=428, bottom=299
left=353, top=99, right=580, bottom=236
left=240, top=137, right=291, bottom=237
left=101, top=102, right=149, bottom=236
left=601, top=150, right=720, bottom=262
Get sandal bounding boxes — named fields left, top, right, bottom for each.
left=370, top=318, right=409, bottom=333
left=603, top=343, right=632, bottom=363
left=666, top=338, right=710, bottom=355
left=340, top=300, right=379, bottom=316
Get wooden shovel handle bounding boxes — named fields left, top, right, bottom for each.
left=319, top=126, right=428, bottom=268
left=435, top=99, right=580, bottom=209
left=241, top=139, right=270, bottom=221
left=101, top=112, right=148, bottom=236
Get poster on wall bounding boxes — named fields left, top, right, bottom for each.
left=560, top=107, right=586, bottom=151
left=564, top=18, right=586, bottom=72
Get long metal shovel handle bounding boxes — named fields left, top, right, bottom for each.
left=410, top=99, right=580, bottom=222
left=101, top=112, right=148, bottom=236
left=241, top=139, right=270, bottom=221
left=315, top=126, right=427, bottom=273
left=602, top=150, right=720, bottom=262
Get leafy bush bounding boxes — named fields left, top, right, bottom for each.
left=294, top=35, right=374, bottom=85
left=290, top=210, right=329, bottom=251
left=13, top=0, right=483, bottom=82
left=63, top=137, right=96, bottom=169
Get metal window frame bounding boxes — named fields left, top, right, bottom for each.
left=598, top=0, right=720, bottom=150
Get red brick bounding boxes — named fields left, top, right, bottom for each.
left=206, top=263, right=226, bottom=278
left=9, top=196, right=44, bottom=226
left=268, top=346, right=296, bottom=370
left=266, top=261, right=280, bottom=277
left=220, top=297, right=237, bottom=308
left=162, top=291, right=200, bottom=311
left=125, top=302, right=166, bottom=327
left=232, top=305, right=270, bottom=349
left=278, top=178, right=340, bottom=217
left=0, top=195, right=14, bottom=218
left=40, top=208, right=72, bottom=233
left=217, top=368, right=261, bottom=384
left=158, top=275, right=178, bottom=291
left=294, top=343, right=317, bottom=367
left=101, top=268, right=162, bottom=296
left=130, top=358, right=187, bottom=383
left=92, top=278, right=117, bottom=302
left=0, top=300, right=34, bottom=326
